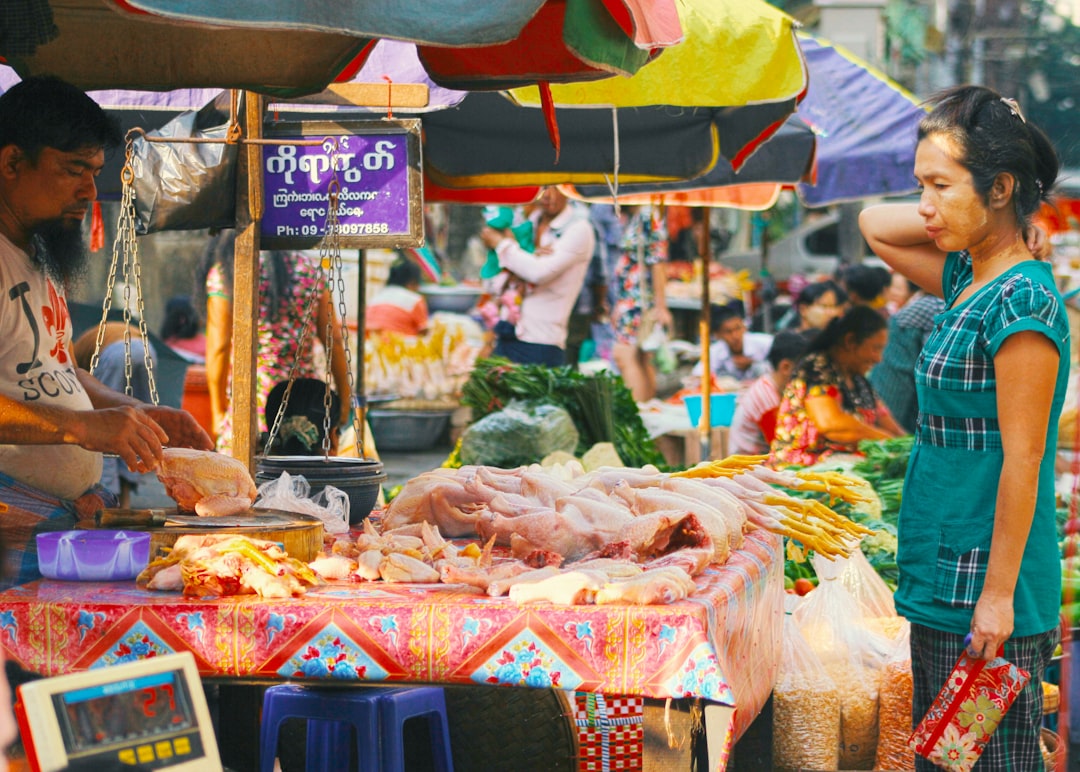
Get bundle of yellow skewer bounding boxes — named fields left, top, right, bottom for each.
left=672, top=456, right=876, bottom=557
left=671, top=454, right=768, bottom=479
left=761, top=492, right=874, bottom=558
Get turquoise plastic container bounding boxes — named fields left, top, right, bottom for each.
left=682, top=393, right=737, bottom=428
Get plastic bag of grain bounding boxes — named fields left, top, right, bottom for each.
left=875, top=620, right=915, bottom=770
left=794, top=553, right=892, bottom=770
left=773, top=611, right=841, bottom=771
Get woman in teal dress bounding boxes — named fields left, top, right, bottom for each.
left=861, top=86, right=1064, bottom=770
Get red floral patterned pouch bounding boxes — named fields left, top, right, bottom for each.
left=908, top=647, right=1030, bottom=771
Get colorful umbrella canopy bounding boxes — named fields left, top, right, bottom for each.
left=506, top=0, right=807, bottom=170
left=508, top=0, right=805, bottom=109
left=2, top=0, right=372, bottom=96
left=2, top=0, right=681, bottom=97
left=565, top=114, right=816, bottom=207
left=551, top=34, right=925, bottom=210
left=417, top=0, right=683, bottom=89
left=794, top=34, right=925, bottom=207
left=418, top=92, right=800, bottom=189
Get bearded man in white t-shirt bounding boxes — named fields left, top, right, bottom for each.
left=0, top=76, right=212, bottom=587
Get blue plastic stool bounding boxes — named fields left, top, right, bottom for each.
left=259, top=684, right=382, bottom=772
left=377, top=687, right=454, bottom=772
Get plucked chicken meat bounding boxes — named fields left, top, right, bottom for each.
left=156, top=448, right=258, bottom=516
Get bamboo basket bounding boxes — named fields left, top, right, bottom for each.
left=1041, top=727, right=1063, bottom=770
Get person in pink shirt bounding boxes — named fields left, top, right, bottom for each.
left=365, top=256, right=430, bottom=338
left=728, top=331, right=807, bottom=455
left=479, top=187, right=595, bottom=366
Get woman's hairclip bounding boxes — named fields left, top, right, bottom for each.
left=1000, top=97, right=1026, bottom=124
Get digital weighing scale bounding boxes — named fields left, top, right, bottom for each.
left=14, top=651, right=221, bottom=771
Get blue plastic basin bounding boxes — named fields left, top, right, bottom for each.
left=682, top=393, right=737, bottom=428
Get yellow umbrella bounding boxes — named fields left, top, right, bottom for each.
left=507, top=0, right=806, bottom=110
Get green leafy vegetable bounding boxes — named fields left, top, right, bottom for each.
left=461, top=357, right=667, bottom=469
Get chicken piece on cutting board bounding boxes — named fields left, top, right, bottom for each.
left=156, top=448, right=257, bottom=516
left=595, top=567, right=697, bottom=606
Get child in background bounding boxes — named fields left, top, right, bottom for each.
left=727, top=332, right=807, bottom=455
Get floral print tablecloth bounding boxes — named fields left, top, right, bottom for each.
left=0, top=531, right=782, bottom=744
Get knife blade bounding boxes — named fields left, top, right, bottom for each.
left=95, top=508, right=306, bottom=528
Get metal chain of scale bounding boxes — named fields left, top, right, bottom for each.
left=88, top=133, right=160, bottom=406
left=263, top=137, right=362, bottom=459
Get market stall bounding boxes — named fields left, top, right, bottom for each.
left=0, top=529, right=782, bottom=767
left=0, top=5, right=827, bottom=771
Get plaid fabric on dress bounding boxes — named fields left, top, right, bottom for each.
left=910, top=624, right=1056, bottom=771
left=934, top=545, right=989, bottom=609
left=916, top=253, right=1068, bottom=451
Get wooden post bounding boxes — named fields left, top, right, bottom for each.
left=356, top=249, right=367, bottom=451
left=232, top=91, right=265, bottom=473
left=698, top=210, right=713, bottom=460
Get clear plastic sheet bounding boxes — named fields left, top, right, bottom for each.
left=255, top=471, right=350, bottom=534
left=794, top=553, right=893, bottom=770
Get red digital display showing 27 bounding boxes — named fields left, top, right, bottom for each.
left=55, top=670, right=194, bottom=753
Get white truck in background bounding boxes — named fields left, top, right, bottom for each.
left=716, top=209, right=873, bottom=285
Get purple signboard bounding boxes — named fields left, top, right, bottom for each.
left=261, top=118, right=423, bottom=249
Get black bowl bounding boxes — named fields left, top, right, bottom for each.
left=255, top=458, right=387, bottom=524
left=256, top=456, right=384, bottom=477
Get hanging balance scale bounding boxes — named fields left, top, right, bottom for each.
left=256, top=136, right=386, bottom=525
left=85, top=132, right=326, bottom=558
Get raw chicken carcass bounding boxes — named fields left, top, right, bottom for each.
left=475, top=497, right=633, bottom=563
left=156, top=448, right=257, bottom=516
left=382, top=467, right=495, bottom=536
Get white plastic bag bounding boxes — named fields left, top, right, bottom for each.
left=836, top=544, right=901, bottom=639
left=773, top=611, right=841, bottom=771
left=794, top=553, right=893, bottom=770
left=255, top=471, right=350, bottom=534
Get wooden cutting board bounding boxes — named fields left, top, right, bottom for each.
left=84, top=508, right=325, bottom=562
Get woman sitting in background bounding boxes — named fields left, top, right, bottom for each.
left=366, top=256, right=429, bottom=338
left=777, top=279, right=848, bottom=339
left=770, top=305, right=904, bottom=467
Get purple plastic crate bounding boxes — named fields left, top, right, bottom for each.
left=36, top=530, right=151, bottom=581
